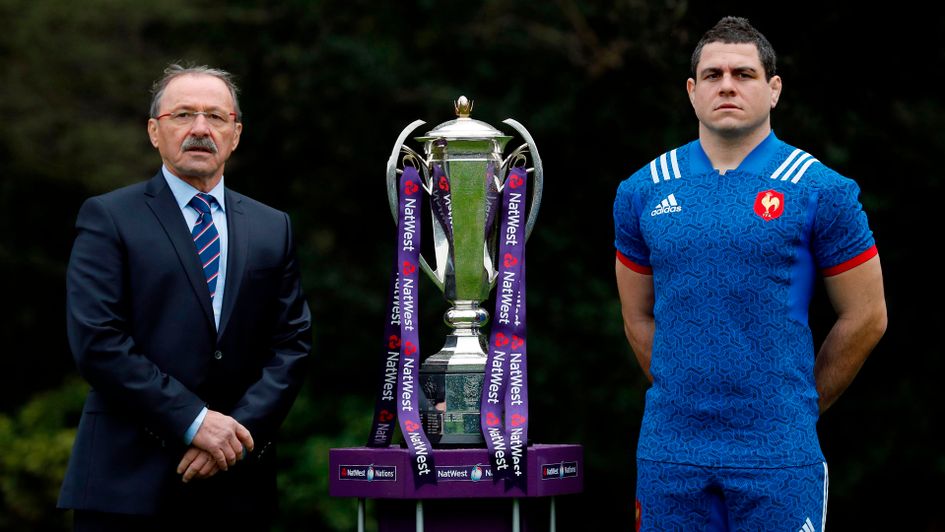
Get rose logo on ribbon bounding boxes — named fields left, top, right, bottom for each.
left=388, top=335, right=401, bottom=350
left=511, top=414, right=527, bottom=427
left=378, top=409, right=394, bottom=422
left=509, top=173, right=524, bottom=189
left=503, top=253, right=518, bottom=268
left=402, top=261, right=416, bottom=275
left=403, top=341, right=417, bottom=356
left=486, top=412, right=501, bottom=427
left=438, top=176, right=450, bottom=191
left=495, top=333, right=510, bottom=347
left=511, top=336, right=524, bottom=350
left=404, top=420, right=420, bottom=432
left=404, top=181, right=419, bottom=196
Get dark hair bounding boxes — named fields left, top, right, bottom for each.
left=690, top=17, right=777, bottom=80
left=149, top=63, right=242, bottom=121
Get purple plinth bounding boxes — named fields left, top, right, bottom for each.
left=329, top=443, right=583, bottom=499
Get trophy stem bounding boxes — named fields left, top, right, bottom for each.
left=423, top=300, right=489, bottom=365
left=419, top=300, right=489, bottom=447
left=447, top=300, right=490, bottom=335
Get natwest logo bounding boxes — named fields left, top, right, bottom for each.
left=541, top=461, right=579, bottom=480
left=485, top=411, right=501, bottom=427
left=436, top=464, right=492, bottom=482
left=508, top=173, right=524, bottom=189
left=339, top=464, right=397, bottom=482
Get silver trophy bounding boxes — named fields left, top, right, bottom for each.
left=386, top=96, right=543, bottom=447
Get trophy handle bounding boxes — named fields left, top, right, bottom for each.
left=500, top=118, right=543, bottom=241
left=386, top=120, right=446, bottom=291
left=387, top=119, right=426, bottom=219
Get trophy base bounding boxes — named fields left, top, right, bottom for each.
left=417, top=307, right=491, bottom=448
left=419, top=371, right=485, bottom=448
left=419, top=335, right=487, bottom=448
left=420, top=411, right=484, bottom=448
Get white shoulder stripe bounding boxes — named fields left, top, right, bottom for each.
left=791, top=157, right=820, bottom=183
left=780, top=152, right=812, bottom=182
left=669, top=149, right=681, bottom=179
left=649, top=150, right=682, bottom=184
left=659, top=153, right=670, bottom=181
left=770, top=148, right=803, bottom=180
left=770, top=148, right=820, bottom=184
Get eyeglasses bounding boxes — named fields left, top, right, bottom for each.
left=154, top=110, right=239, bottom=128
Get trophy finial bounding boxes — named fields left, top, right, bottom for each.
left=455, top=96, right=473, bottom=118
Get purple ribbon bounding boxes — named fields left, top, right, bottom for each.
left=431, top=163, right=453, bottom=240
left=394, top=166, right=436, bottom=486
left=481, top=166, right=529, bottom=491
left=366, top=268, right=401, bottom=447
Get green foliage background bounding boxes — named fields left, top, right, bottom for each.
left=1, top=0, right=942, bottom=529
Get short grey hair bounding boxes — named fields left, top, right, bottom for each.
left=149, top=63, right=242, bottom=121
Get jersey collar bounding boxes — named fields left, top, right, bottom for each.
left=689, top=130, right=782, bottom=175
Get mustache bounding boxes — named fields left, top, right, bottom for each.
left=181, top=136, right=218, bottom=153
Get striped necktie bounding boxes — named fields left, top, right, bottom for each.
left=189, top=193, right=221, bottom=300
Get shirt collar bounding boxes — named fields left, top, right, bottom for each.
left=161, top=165, right=226, bottom=212
left=689, top=130, right=781, bottom=175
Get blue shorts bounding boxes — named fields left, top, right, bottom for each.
left=636, top=459, right=829, bottom=531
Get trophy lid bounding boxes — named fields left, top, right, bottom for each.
left=416, top=96, right=512, bottom=142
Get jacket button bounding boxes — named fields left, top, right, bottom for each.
left=214, top=351, right=223, bottom=360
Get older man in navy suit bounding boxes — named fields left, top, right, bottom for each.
left=58, top=64, right=312, bottom=530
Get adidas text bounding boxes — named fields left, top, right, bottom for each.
left=651, top=205, right=682, bottom=216
left=651, top=193, right=682, bottom=217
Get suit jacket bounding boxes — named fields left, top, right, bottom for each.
left=58, top=172, right=312, bottom=516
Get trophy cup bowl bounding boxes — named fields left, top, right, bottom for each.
left=386, top=96, right=543, bottom=447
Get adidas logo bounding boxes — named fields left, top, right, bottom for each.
left=799, top=517, right=816, bottom=532
left=650, top=194, right=682, bottom=216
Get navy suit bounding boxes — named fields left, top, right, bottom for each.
left=59, top=172, right=311, bottom=516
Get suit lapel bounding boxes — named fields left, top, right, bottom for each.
left=218, top=189, right=246, bottom=340
left=143, top=173, right=216, bottom=329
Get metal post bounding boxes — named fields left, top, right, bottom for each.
left=512, top=498, right=521, bottom=532
left=358, top=498, right=365, bottom=532
left=550, top=496, right=557, bottom=532
left=416, top=499, right=424, bottom=532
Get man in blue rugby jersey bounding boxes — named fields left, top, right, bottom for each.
left=613, top=17, right=886, bottom=531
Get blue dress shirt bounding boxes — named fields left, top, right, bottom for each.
left=161, top=166, right=228, bottom=444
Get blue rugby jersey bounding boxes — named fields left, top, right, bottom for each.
left=614, top=131, right=876, bottom=467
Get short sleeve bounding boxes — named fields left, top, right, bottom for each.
left=613, top=177, right=651, bottom=272
left=812, top=174, right=877, bottom=276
